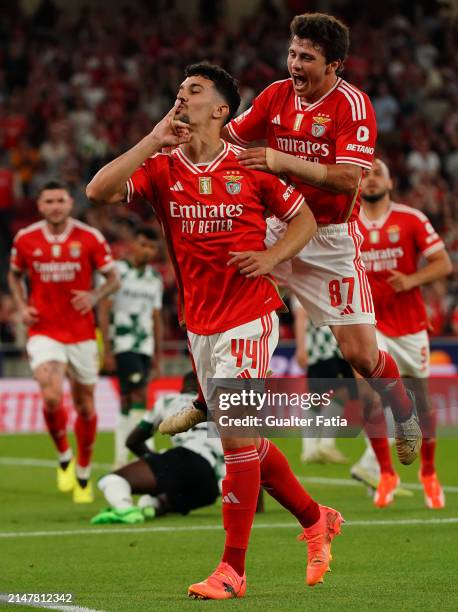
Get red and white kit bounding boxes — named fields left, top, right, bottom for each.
left=10, top=218, right=114, bottom=383
left=126, top=141, right=304, bottom=394
left=226, top=77, right=377, bottom=326
left=358, top=202, right=445, bottom=376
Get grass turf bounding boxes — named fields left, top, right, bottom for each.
left=1, top=433, right=457, bottom=611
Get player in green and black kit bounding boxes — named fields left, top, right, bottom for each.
left=99, top=226, right=163, bottom=468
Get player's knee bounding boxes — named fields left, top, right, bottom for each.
left=339, top=345, right=377, bottom=377
left=42, top=390, right=63, bottom=410
left=75, top=400, right=95, bottom=419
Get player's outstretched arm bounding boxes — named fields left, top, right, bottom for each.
left=126, top=422, right=154, bottom=457
left=86, top=103, right=191, bottom=205
left=228, top=204, right=316, bottom=278
left=238, top=147, right=361, bottom=194
left=388, top=249, right=452, bottom=293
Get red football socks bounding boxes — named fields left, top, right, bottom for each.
left=370, top=438, right=394, bottom=475
left=420, top=439, right=436, bottom=476
left=74, top=412, right=97, bottom=468
left=258, top=439, right=320, bottom=528
left=364, top=400, right=394, bottom=475
left=419, top=411, right=436, bottom=476
left=368, top=351, right=412, bottom=421
left=43, top=404, right=69, bottom=453
left=221, top=446, right=260, bottom=576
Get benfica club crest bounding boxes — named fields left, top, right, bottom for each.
left=69, top=241, right=82, bottom=258
left=311, top=114, right=331, bottom=137
left=199, top=177, right=212, bottom=195
left=387, top=225, right=400, bottom=243
left=223, top=172, right=243, bottom=195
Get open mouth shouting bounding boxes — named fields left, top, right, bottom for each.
left=292, top=74, right=308, bottom=93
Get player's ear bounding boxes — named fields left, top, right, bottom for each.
left=326, top=60, right=341, bottom=74
left=213, top=103, right=229, bottom=122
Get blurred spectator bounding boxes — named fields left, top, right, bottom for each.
left=406, top=138, right=441, bottom=183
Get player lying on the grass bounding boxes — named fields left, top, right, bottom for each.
left=98, top=226, right=164, bottom=469
left=8, top=180, right=120, bottom=503
left=161, top=12, right=422, bottom=466
left=351, top=159, right=451, bottom=509
left=91, top=372, right=223, bottom=524
left=87, top=62, right=343, bottom=600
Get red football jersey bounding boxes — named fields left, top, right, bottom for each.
left=226, top=77, right=376, bottom=224
left=126, top=140, right=305, bottom=335
left=10, top=218, right=114, bottom=343
left=358, top=202, right=445, bottom=336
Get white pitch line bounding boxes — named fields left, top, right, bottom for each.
left=1, top=517, right=458, bottom=540
left=2, top=456, right=458, bottom=493
left=297, top=475, right=458, bottom=494
left=0, top=457, right=112, bottom=470
left=0, top=594, right=105, bottom=612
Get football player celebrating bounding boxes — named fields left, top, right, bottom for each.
left=223, top=12, right=422, bottom=464
left=353, top=159, right=451, bottom=508
left=87, top=63, right=344, bottom=599
left=8, top=180, right=120, bottom=502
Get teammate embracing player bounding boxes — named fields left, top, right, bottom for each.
left=225, top=12, right=424, bottom=463
left=353, top=159, right=451, bottom=508
left=158, top=12, right=419, bottom=464
left=87, top=63, right=345, bottom=599
left=8, top=180, right=119, bottom=502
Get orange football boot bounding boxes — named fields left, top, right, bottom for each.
left=374, top=472, right=399, bottom=508
left=188, top=562, right=246, bottom=600
left=298, top=505, right=345, bottom=586
left=420, top=472, right=445, bottom=509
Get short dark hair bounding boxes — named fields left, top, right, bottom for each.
left=37, top=179, right=70, bottom=197
left=135, top=226, right=159, bottom=242
left=290, top=13, right=349, bottom=65
left=182, top=371, right=199, bottom=394
left=184, top=63, right=240, bottom=123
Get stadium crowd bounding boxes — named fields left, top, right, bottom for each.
left=1, top=0, right=457, bottom=344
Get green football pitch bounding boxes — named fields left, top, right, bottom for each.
left=1, top=433, right=457, bottom=612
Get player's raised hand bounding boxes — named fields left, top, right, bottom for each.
left=20, top=305, right=39, bottom=326
left=70, top=290, right=97, bottom=314
left=387, top=270, right=415, bottom=293
left=227, top=250, right=278, bottom=278
left=151, top=103, right=191, bottom=147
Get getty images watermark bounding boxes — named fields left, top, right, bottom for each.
left=217, top=388, right=346, bottom=428
left=205, top=377, right=458, bottom=438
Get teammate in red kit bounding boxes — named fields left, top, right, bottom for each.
left=87, top=63, right=344, bottom=599
left=8, top=180, right=120, bottom=503
left=353, top=159, right=452, bottom=508
left=219, top=12, right=421, bottom=464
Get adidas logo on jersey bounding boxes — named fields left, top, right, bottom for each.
left=33, top=248, right=43, bottom=256
left=271, top=114, right=281, bottom=125
left=222, top=492, right=240, bottom=504
left=170, top=181, right=184, bottom=192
